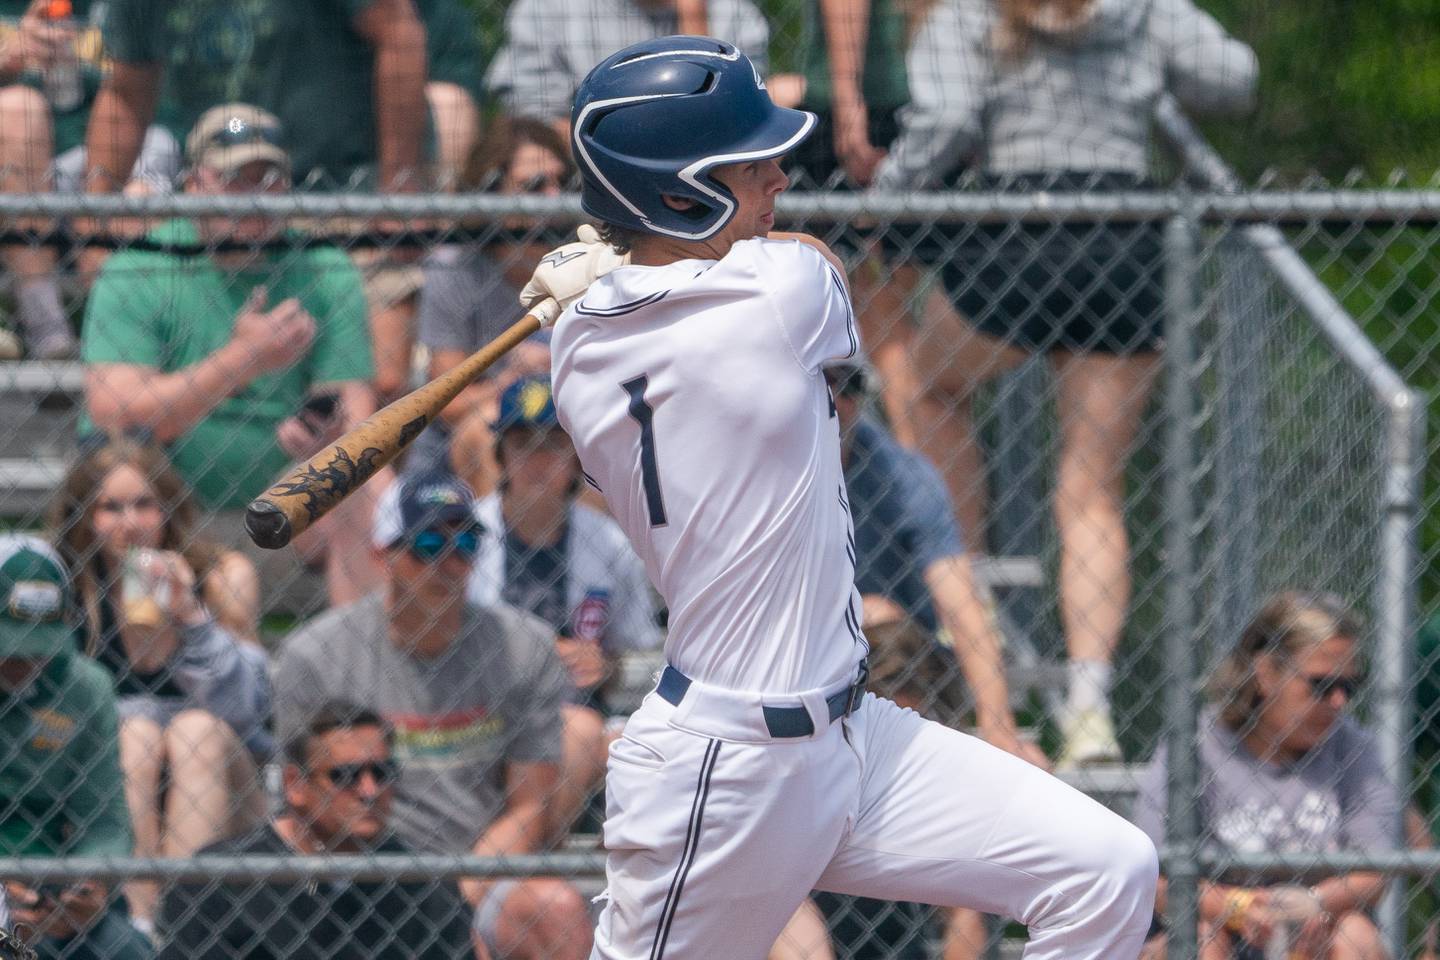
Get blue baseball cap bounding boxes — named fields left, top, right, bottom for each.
left=372, top=473, right=479, bottom=549
left=493, top=375, right=559, bottom=434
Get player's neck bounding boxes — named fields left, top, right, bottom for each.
left=629, top=234, right=734, bottom=266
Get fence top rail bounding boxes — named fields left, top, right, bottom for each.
left=1166, top=848, right=1440, bottom=881
left=0, top=853, right=607, bottom=883
left=2, top=191, right=1440, bottom=223
left=10, top=848, right=1440, bottom=882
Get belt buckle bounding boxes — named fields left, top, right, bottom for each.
left=844, top=659, right=869, bottom=716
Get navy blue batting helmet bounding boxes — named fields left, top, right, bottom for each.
left=571, top=35, right=816, bottom=242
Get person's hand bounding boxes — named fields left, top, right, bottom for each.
left=276, top=396, right=345, bottom=460
left=831, top=97, right=886, bottom=187
left=519, top=225, right=630, bottom=325
left=981, top=725, right=1051, bottom=771
left=227, top=287, right=317, bottom=379
left=1268, top=886, right=1331, bottom=957
left=2, top=882, right=107, bottom=940
left=46, top=883, right=107, bottom=940
left=4, top=882, right=55, bottom=936
left=1233, top=889, right=1279, bottom=947
left=149, top=550, right=206, bottom=627
left=556, top=636, right=610, bottom=691
left=459, top=876, right=492, bottom=909
left=1, top=7, right=69, bottom=77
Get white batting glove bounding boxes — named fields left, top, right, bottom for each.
left=520, top=224, right=630, bottom=326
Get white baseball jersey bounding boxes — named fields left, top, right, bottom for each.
left=550, top=237, right=866, bottom=695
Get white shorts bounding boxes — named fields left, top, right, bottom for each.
left=592, top=687, right=1158, bottom=960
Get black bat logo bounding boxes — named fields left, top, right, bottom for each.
left=267, top=444, right=387, bottom=522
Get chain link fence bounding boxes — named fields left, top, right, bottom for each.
left=0, top=30, right=1438, bottom=960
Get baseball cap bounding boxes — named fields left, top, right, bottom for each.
left=372, top=473, right=480, bottom=550
left=185, top=104, right=290, bottom=175
left=0, top=534, right=73, bottom=659
left=493, top=375, right=559, bottom=434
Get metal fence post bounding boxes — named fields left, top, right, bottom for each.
left=1378, top=385, right=1425, bottom=955
left=1163, top=212, right=1202, bottom=960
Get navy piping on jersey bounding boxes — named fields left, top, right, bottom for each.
left=650, top=739, right=722, bottom=960
left=575, top=289, right=670, bottom=317
left=582, top=469, right=602, bottom=492
left=824, top=264, right=859, bottom=358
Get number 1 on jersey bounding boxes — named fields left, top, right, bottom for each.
left=622, top=375, right=668, bottom=527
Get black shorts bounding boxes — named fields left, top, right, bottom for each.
left=938, top=172, right=1165, bottom=355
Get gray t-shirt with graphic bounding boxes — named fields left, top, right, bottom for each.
left=274, top=593, right=566, bottom=853
left=1134, top=709, right=1399, bottom=882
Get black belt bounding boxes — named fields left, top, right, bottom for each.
left=655, top=659, right=869, bottom=739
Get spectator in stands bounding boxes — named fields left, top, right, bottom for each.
left=384, top=376, right=660, bottom=835
left=355, top=0, right=484, bottom=405
left=874, top=0, right=1258, bottom=766
left=829, top=363, right=1041, bottom=958
left=789, top=0, right=919, bottom=443
left=0, top=534, right=154, bottom=960
left=0, top=0, right=179, bottom=359
left=1135, top=592, right=1396, bottom=960
left=48, top=435, right=271, bottom=932
left=812, top=616, right=991, bottom=960
left=276, top=473, right=590, bottom=960
left=84, top=0, right=428, bottom=403
left=486, top=0, right=776, bottom=141
left=82, top=105, right=382, bottom=613
left=829, top=359, right=1044, bottom=768
left=409, top=116, right=572, bottom=479
left=85, top=0, right=425, bottom=194
left=159, top=702, right=476, bottom=959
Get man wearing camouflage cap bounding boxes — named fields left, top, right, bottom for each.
left=0, top=534, right=152, bottom=959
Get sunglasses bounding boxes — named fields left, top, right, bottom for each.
left=204, top=119, right=285, bottom=150
left=322, top=759, right=399, bottom=789
left=408, top=527, right=480, bottom=563
left=516, top=174, right=564, bottom=195
left=1301, top=674, right=1361, bottom=701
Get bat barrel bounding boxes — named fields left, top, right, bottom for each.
left=244, top=499, right=295, bottom=550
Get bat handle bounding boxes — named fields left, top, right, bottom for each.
left=244, top=499, right=292, bottom=550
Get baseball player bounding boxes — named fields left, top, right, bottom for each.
left=521, top=36, right=1160, bottom=960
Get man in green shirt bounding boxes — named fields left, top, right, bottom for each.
left=83, top=105, right=382, bottom=612
left=0, top=534, right=153, bottom=960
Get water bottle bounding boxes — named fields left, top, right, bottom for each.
left=40, top=0, right=82, bottom=112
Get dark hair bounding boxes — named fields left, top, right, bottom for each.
left=461, top=114, right=574, bottom=193
left=283, top=701, right=393, bottom=770
left=595, top=222, right=638, bottom=254
left=1209, top=591, right=1363, bottom=732
left=49, top=434, right=227, bottom=656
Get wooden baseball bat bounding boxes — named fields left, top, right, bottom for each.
left=243, top=299, right=556, bottom=549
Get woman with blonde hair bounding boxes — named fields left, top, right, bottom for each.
left=1135, top=592, right=1396, bottom=960
left=873, top=0, right=1257, bottom=765
left=49, top=434, right=272, bottom=931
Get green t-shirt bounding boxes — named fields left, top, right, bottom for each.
left=419, top=0, right=482, bottom=99
left=82, top=219, right=373, bottom=509
left=102, top=0, right=378, bottom=185
left=0, top=654, right=132, bottom=858
left=799, top=0, right=910, bottom=113
left=0, top=0, right=105, bottom=155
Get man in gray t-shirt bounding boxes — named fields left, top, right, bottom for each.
left=275, top=473, right=592, bottom=960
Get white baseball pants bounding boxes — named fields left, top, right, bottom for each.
left=591, top=686, right=1158, bottom=960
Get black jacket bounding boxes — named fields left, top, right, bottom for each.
left=158, top=825, right=473, bottom=959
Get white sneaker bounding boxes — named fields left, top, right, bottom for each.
left=1057, top=708, right=1122, bottom=768
left=0, top=328, right=21, bottom=361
